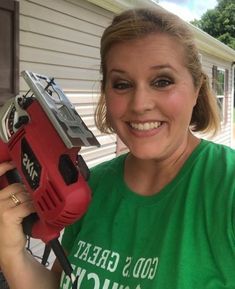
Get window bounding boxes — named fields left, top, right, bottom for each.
left=0, top=0, right=19, bottom=106
left=216, top=68, right=225, bottom=117
left=212, top=65, right=229, bottom=122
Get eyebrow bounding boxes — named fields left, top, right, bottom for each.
left=150, top=64, right=177, bottom=72
left=109, top=69, right=126, bottom=74
left=109, top=64, right=176, bottom=74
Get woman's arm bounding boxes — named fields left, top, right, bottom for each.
left=0, top=162, right=61, bottom=289
left=0, top=249, right=60, bottom=289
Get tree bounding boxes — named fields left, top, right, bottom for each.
left=191, top=0, right=235, bottom=50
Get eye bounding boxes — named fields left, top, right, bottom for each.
left=151, top=77, right=173, bottom=88
left=112, top=80, right=132, bottom=90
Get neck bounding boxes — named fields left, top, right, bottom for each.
left=124, top=134, right=200, bottom=196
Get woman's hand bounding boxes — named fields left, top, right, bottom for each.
left=0, top=163, right=60, bottom=289
left=0, top=162, right=35, bottom=262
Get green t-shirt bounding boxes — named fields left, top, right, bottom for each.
left=60, top=139, right=235, bottom=289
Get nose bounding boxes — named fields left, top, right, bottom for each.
left=130, top=85, right=155, bottom=114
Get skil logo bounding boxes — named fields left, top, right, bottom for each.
left=22, top=153, right=39, bottom=181
left=21, top=138, right=41, bottom=190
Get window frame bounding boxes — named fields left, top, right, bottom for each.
left=212, top=65, right=229, bottom=123
left=216, top=68, right=226, bottom=119
left=0, top=0, right=19, bottom=106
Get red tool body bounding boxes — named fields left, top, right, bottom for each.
left=0, top=71, right=100, bottom=244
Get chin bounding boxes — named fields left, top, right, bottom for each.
left=129, top=148, right=161, bottom=160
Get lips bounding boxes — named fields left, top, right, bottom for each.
left=129, top=121, right=162, bottom=131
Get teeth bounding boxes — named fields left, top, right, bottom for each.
left=130, top=122, right=162, bottom=131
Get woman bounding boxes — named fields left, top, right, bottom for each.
left=1, top=7, right=235, bottom=289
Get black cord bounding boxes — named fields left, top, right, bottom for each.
left=41, top=244, right=52, bottom=266
left=49, top=238, right=75, bottom=282
left=25, top=236, right=50, bottom=267
left=26, top=237, right=76, bottom=282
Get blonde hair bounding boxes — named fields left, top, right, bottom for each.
left=95, top=8, right=221, bottom=136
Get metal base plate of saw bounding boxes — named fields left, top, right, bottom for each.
left=21, top=71, right=100, bottom=149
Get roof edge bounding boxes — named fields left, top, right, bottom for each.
left=86, top=0, right=158, bottom=13
left=189, top=23, right=235, bottom=62
left=86, top=0, right=235, bottom=62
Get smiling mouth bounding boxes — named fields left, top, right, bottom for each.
left=129, top=121, right=162, bottom=131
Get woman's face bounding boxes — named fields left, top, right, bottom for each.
left=104, top=33, right=200, bottom=161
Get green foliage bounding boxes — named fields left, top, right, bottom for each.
left=191, top=0, right=235, bottom=50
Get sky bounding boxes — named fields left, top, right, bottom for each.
left=156, top=0, right=218, bottom=22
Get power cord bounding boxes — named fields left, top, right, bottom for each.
left=25, top=236, right=50, bottom=267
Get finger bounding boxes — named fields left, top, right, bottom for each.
left=9, top=190, right=33, bottom=208
left=0, top=200, right=35, bottom=227
left=0, top=200, right=35, bottom=253
left=12, top=200, right=36, bottom=224
left=9, top=192, right=22, bottom=207
left=8, top=192, right=31, bottom=208
left=0, top=183, right=26, bottom=200
left=6, top=192, right=32, bottom=210
left=0, top=184, right=32, bottom=214
left=0, top=162, right=15, bottom=176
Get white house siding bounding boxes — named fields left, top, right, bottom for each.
left=19, top=0, right=116, bottom=168
left=19, top=0, right=116, bottom=267
left=198, top=50, right=233, bottom=146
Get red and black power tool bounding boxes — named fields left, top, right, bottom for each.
left=0, top=71, right=100, bottom=279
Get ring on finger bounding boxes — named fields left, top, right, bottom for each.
left=10, top=192, right=22, bottom=206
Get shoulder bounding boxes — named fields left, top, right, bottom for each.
left=202, top=140, right=235, bottom=162
left=198, top=140, right=235, bottom=182
left=89, top=153, right=127, bottom=177
left=88, top=153, right=127, bottom=190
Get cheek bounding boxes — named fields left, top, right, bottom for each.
left=164, top=92, right=184, bottom=113
left=105, top=94, right=128, bottom=119
left=166, top=91, right=197, bottom=120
